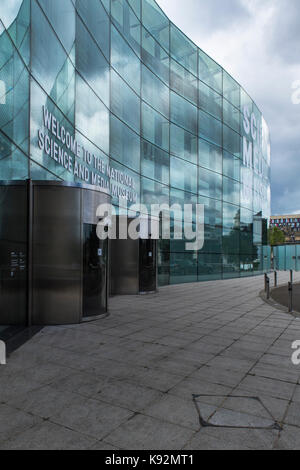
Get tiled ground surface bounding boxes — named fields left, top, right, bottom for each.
left=1, top=272, right=300, bottom=450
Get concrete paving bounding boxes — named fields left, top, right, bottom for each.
left=271, top=282, right=300, bottom=313
left=1, top=272, right=300, bottom=450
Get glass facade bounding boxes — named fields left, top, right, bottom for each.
left=274, top=245, right=300, bottom=272
left=0, top=0, right=271, bottom=286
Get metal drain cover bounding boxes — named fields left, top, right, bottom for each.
left=193, top=395, right=282, bottom=430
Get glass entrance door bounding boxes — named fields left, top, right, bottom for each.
left=139, top=239, right=157, bottom=293
left=83, top=224, right=107, bottom=318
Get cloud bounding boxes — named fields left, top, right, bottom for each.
left=156, top=0, right=300, bottom=215
left=268, top=0, right=300, bottom=65
left=157, top=0, right=250, bottom=36
left=0, top=0, right=23, bottom=29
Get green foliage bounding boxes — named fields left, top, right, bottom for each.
left=268, top=226, right=286, bottom=246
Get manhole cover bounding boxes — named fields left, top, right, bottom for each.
left=193, top=394, right=282, bottom=431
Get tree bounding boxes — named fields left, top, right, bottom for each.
left=268, top=226, right=286, bottom=246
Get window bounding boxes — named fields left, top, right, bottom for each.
left=142, top=65, right=169, bottom=117
left=110, top=115, right=140, bottom=171
left=170, top=124, right=197, bottom=164
left=170, top=24, right=197, bottom=76
left=111, top=70, right=140, bottom=133
left=111, top=24, right=140, bottom=93
left=142, top=27, right=169, bottom=84
left=171, top=91, right=197, bottom=135
left=199, top=109, right=222, bottom=147
left=142, top=101, right=169, bottom=151
left=111, top=0, right=141, bottom=56
left=142, top=0, right=169, bottom=51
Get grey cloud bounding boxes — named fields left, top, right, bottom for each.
left=268, top=0, right=300, bottom=65
left=157, top=0, right=251, bottom=37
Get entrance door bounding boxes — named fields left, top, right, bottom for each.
left=139, top=239, right=157, bottom=293
left=83, top=224, right=107, bottom=318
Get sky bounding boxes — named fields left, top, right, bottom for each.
left=157, top=0, right=300, bottom=216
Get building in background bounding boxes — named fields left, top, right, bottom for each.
left=270, top=215, right=300, bottom=243
left=0, top=0, right=271, bottom=327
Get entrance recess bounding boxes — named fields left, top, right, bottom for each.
left=83, top=224, right=107, bottom=319
left=139, top=239, right=157, bottom=293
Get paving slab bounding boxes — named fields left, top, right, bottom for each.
left=2, top=272, right=300, bottom=449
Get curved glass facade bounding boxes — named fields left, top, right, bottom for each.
left=0, top=0, right=271, bottom=286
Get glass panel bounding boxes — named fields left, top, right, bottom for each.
left=111, top=69, right=140, bottom=133
left=76, top=74, right=109, bottom=154
left=170, top=220, right=197, bottom=252
left=199, top=109, right=222, bottom=147
left=38, top=0, right=75, bottom=55
left=223, top=124, right=241, bottom=158
left=170, top=91, right=197, bottom=135
left=76, top=16, right=109, bottom=107
left=223, top=70, right=240, bottom=107
left=286, top=245, right=296, bottom=271
left=0, top=133, right=28, bottom=179
left=170, top=156, right=197, bottom=194
left=199, top=139, right=222, bottom=174
left=199, top=49, right=222, bottom=94
left=199, top=167, right=222, bottom=199
left=0, top=0, right=25, bottom=30
left=111, top=24, right=141, bottom=93
left=223, top=151, right=240, bottom=181
left=31, top=1, right=69, bottom=95
left=201, top=225, right=222, bottom=253
left=222, top=254, right=240, bottom=279
left=223, top=176, right=240, bottom=205
left=76, top=0, right=110, bottom=59
left=101, top=0, right=110, bottom=13
left=223, top=99, right=240, bottom=133
left=141, top=26, right=169, bottom=84
left=142, top=101, right=169, bottom=151
left=1, top=0, right=30, bottom=66
left=198, top=253, right=222, bottom=281
left=170, top=252, right=198, bottom=284
left=110, top=114, right=140, bottom=171
left=0, top=30, right=29, bottom=154
left=223, top=202, right=240, bottom=231
left=141, top=140, right=169, bottom=185
left=198, top=196, right=222, bottom=226
left=170, top=24, right=197, bottom=76
left=142, top=0, right=169, bottom=51
left=170, top=188, right=197, bottom=223
left=199, top=80, right=221, bottom=120
left=142, top=65, right=169, bottom=118
left=170, top=124, right=197, bottom=164
left=128, top=0, right=141, bottom=19
left=111, top=0, right=141, bottom=56
left=141, top=176, right=169, bottom=206
left=170, top=59, right=198, bottom=106
left=158, top=250, right=169, bottom=286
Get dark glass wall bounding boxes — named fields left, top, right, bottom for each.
left=0, top=0, right=271, bottom=287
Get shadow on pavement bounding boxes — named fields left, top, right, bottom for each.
left=271, top=282, right=300, bottom=313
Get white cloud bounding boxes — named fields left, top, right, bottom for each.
left=0, top=0, right=23, bottom=29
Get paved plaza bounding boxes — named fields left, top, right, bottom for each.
left=1, top=272, right=300, bottom=450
